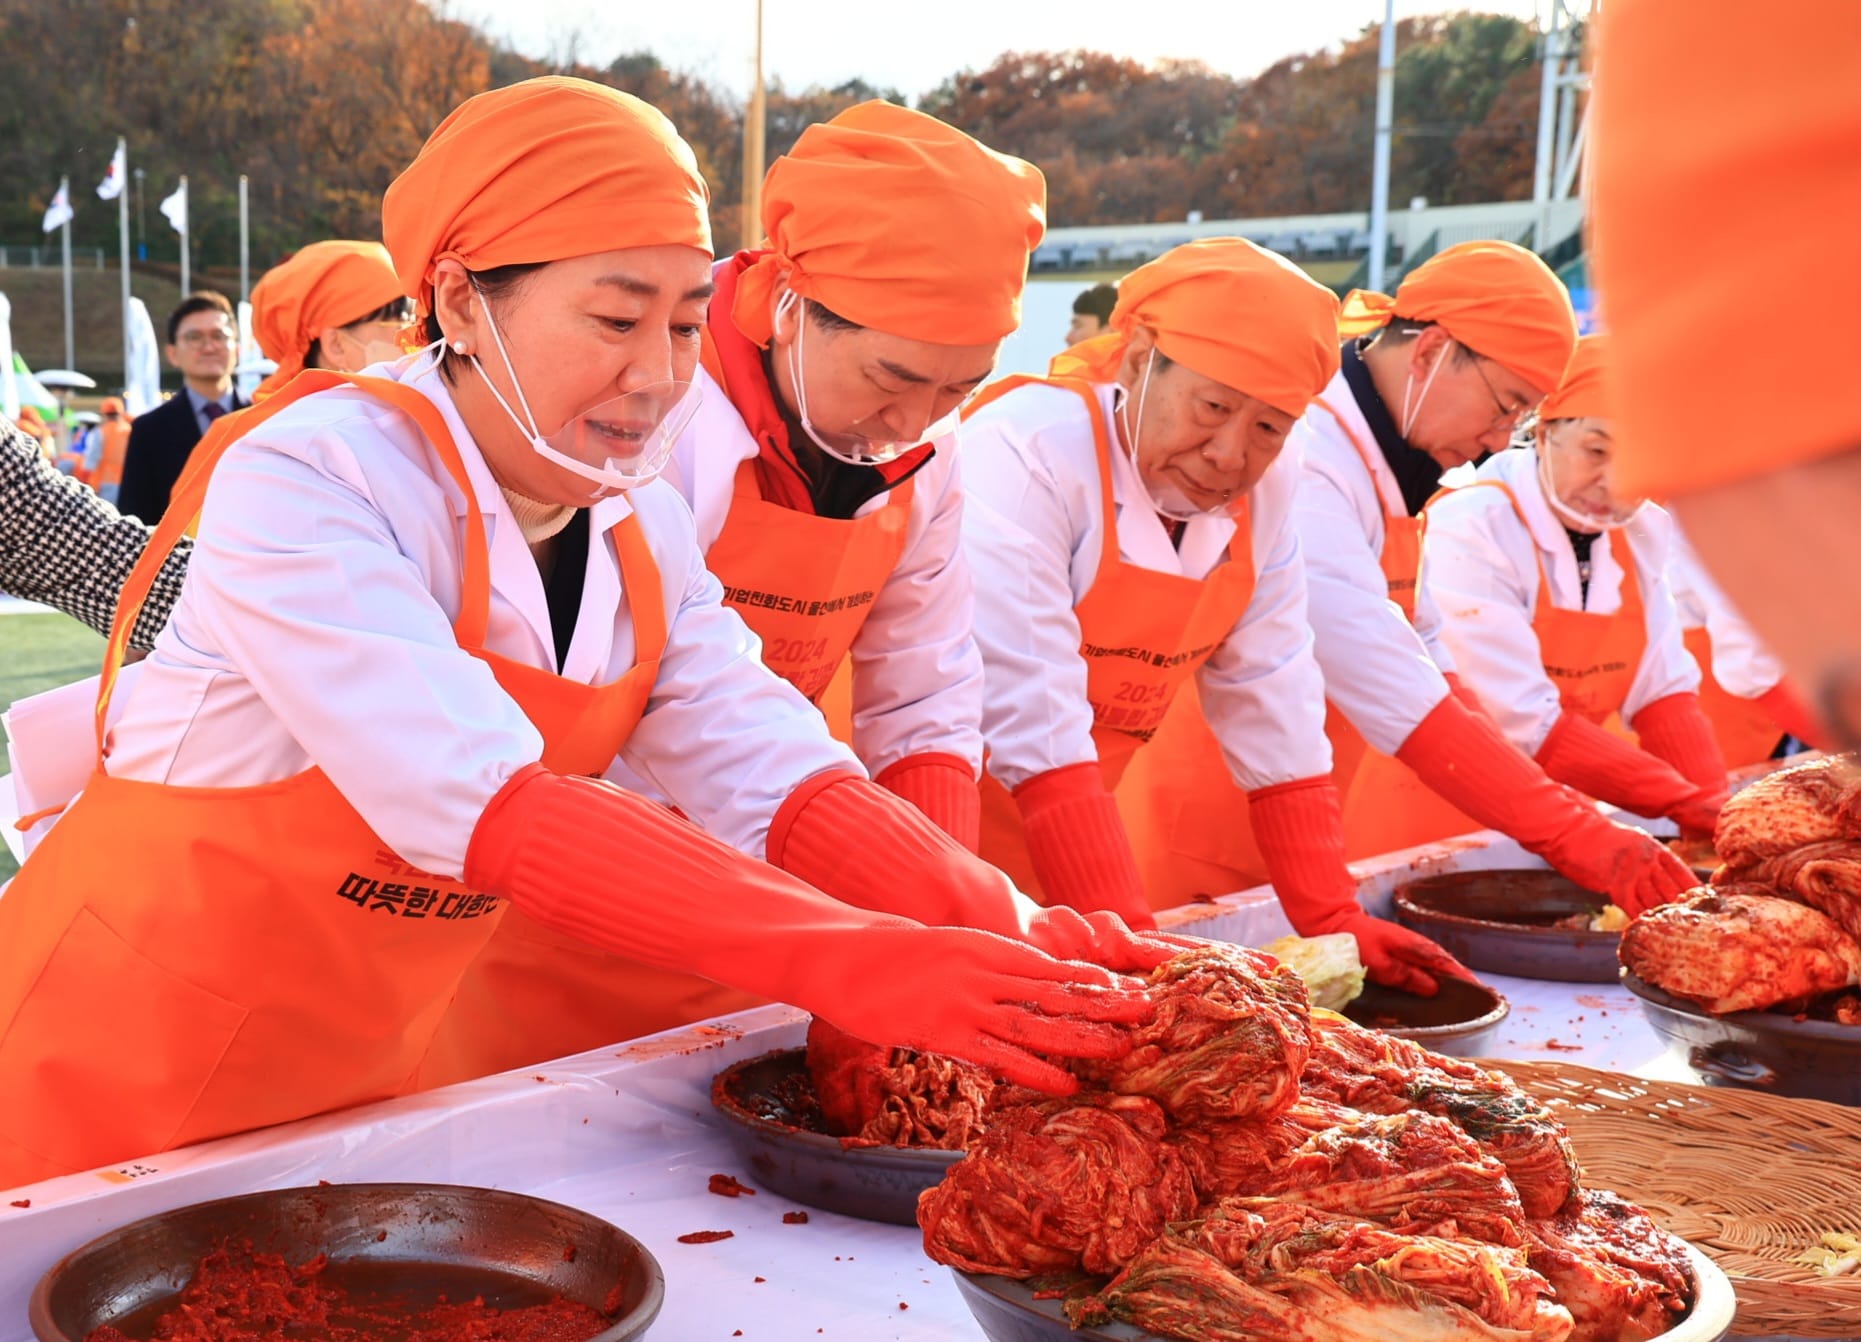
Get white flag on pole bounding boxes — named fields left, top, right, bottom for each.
left=124, top=298, right=162, bottom=418
left=0, top=293, right=19, bottom=422
left=96, top=141, right=126, bottom=200
left=159, top=180, right=188, bottom=235
left=41, top=182, right=73, bottom=234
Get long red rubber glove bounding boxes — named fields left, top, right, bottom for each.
left=1632, top=693, right=1730, bottom=795
left=1246, top=776, right=1476, bottom=996
left=1756, top=680, right=1826, bottom=749
left=1396, top=693, right=1696, bottom=916
left=466, top=765, right=1153, bottom=1092
left=1535, top=710, right=1720, bottom=834
left=1009, top=762, right=1157, bottom=930
left=770, top=769, right=1170, bottom=964
left=874, top=752, right=981, bottom=852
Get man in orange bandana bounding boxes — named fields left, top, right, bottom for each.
left=961, top=238, right=1473, bottom=994
left=1277, top=241, right=1695, bottom=916
left=1593, top=0, right=1861, bottom=749
left=627, top=100, right=1046, bottom=853
left=250, top=241, right=410, bottom=398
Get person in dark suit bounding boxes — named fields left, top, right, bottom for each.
left=117, top=291, right=248, bottom=524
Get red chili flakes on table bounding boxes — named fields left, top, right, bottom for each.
left=898, top=1302, right=909, bottom=1311
left=708, top=1173, right=756, bottom=1198
left=1544, top=1038, right=1583, bottom=1051
left=374, top=1230, right=387, bottom=1242
left=677, top=1230, right=735, bottom=1244
left=782, top=1211, right=809, bottom=1225
left=753, top=1276, right=766, bottom=1283
left=1188, top=892, right=1219, bottom=904
left=9, top=1200, right=28, bottom=1208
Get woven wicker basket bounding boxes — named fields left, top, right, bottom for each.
left=1491, top=1059, right=1861, bottom=1337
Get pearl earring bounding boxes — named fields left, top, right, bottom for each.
left=451, top=340, right=468, bottom=354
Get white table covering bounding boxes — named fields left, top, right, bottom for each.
left=0, top=819, right=1727, bottom=1341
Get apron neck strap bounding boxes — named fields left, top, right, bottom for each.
left=1313, top=396, right=1407, bottom=526
left=97, top=370, right=496, bottom=758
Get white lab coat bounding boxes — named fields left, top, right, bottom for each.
left=1667, top=524, right=1785, bottom=700
left=1290, top=368, right=1457, bottom=756
left=1416, top=445, right=1700, bottom=755
left=651, top=366, right=984, bottom=776
left=102, top=353, right=860, bottom=875
left=959, top=379, right=1331, bottom=793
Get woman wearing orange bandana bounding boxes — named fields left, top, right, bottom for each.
left=1272, top=242, right=1694, bottom=918
left=613, top=101, right=1045, bottom=852
left=249, top=240, right=412, bottom=398
left=1418, top=336, right=1728, bottom=841
left=961, top=239, right=1471, bottom=995
left=0, top=78, right=1160, bottom=1191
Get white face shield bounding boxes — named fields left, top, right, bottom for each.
left=469, top=284, right=701, bottom=494
left=1535, top=422, right=1648, bottom=532
left=1115, top=348, right=1245, bottom=522
left=780, top=292, right=963, bottom=467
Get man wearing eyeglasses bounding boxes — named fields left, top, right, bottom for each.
left=117, top=291, right=249, bottom=524
left=1125, top=240, right=1698, bottom=921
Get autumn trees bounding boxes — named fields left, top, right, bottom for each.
left=0, top=0, right=1558, bottom=273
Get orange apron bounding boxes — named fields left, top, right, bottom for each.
left=0, top=371, right=665, bottom=1187
left=1455, top=479, right=1650, bottom=726
left=967, top=375, right=1256, bottom=903
left=1684, top=626, right=1785, bottom=767
left=707, top=455, right=914, bottom=728
left=1307, top=398, right=1482, bottom=863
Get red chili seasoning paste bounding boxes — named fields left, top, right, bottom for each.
left=83, top=1240, right=615, bottom=1342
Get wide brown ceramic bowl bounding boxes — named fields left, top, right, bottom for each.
left=709, top=1047, right=962, bottom=1227
left=1394, top=869, right=1623, bottom=983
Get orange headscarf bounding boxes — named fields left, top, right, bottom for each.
left=1539, top=333, right=1610, bottom=423
left=1593, top=0, right=1861, bottom=499
left=251, top=241, right=404, bottom=398
left=381, top=76, right=712, bottom=323
left=1048, top=238, right=1341, bottom=417
left=731, top=101, right=1045, bottom=347
left=1338, top=240, right=1577, bottom=395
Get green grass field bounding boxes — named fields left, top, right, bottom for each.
left=1, top=611, right=106, bottom=879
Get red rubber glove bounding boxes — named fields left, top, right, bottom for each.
left=1020, top=905, right=1197, bottom=975
left=1756, top=680, right=1827, bottom=749
left=1011, top=762, right=1157, bottom=930
left=874, top=752, right=981, bottom=852
left=467, top=765, right=1153, bottom=1093
left=1396, top=692, right=1696, bottom=916
left=1245, top=776, right=1476, bottom=996
left=1441, top=671, right=1488, bottom=713
left=1535, top=710, right=1712, bottom=824
left=770, top=770, right=1032, bottom=936
left=1631, top=693, right=1730, bottom=797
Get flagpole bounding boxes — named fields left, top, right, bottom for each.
left=177, top=175, right=189, bottom=296
left=59, top=176, right=75, bottom=372
left=119, top=141, right=131, bottom=397
left=238, top=174, right=250, bottom=302
left=740, top=0, right=765, bottom=253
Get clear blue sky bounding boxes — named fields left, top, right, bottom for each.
left=448, top=0, right=1555, bottom=102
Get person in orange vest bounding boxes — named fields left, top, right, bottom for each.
left=1591, top=0, right=1858, bottom=750
left=0, top=77, right=1163, bottom=1191
left=80, top=397, right=134, bottom=503
left=1127, top=242, right=1691, bottom=919
left=1417, top=336, right=1728, bottom=836
left=250, top=240, right=412, bottom=397
left=960, top=238, right=1473, bottom=995
left=423, top=102, right=1048, bottom=1081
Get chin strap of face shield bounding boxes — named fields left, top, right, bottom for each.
left=780, top=290, right=959, bottom=469
left=1115, top=348, right=1245, bottom=523
left=465, top=283, right=688, bottom=493
left=1535, top=433, right=1646, bottom=533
